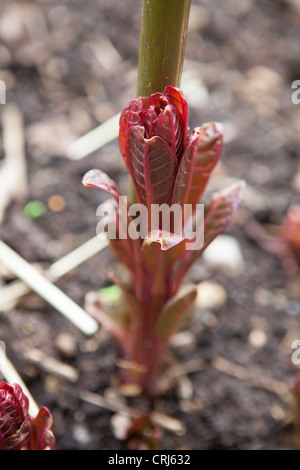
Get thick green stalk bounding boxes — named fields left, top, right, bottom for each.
left=137, top=0, right=191, bottom=96
left=128, top=0, right=191, bottom=204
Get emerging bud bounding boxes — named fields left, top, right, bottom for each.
left=0, top=381, right=55, bottom=450
left=119, top=86, right=223, bottom=215
left=119, top=85, right=188, bottom=164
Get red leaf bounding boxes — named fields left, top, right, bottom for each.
left=158, top=285, right=197, bottom=341
left=85, top=291, right=128, bottom=346
left=82, top=170, right=144, bottom=296
left=141, top=231, right=188, bottom=302
left=119, top=97, right=150, bottom=159
left=199, top=180, right=245, bottom=254
left=125, top=127, right=178, bottom=208
left=152, top=104, right=184, bottom=160
left=172, top=180, right=245, bottom=293
left=164, top=85, right=189, bottom=146
left=28, top=407, right=55, bottom=450
left=82, top=168, right=121, bottom=202
left=172, top=122, right=223, bottom=212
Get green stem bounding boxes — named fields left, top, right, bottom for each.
left=128, top=0, right=191, bottom=203
left=137, top=0, right=191, bottom=96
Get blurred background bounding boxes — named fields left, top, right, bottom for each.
left=0, top=0, right=300, bottom=450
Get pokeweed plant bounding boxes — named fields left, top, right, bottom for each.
left=82, top=0, right=245, bottom=396
left=0, top=381, right=55, bottom=450
left=83, top=87, right=244, bottom=395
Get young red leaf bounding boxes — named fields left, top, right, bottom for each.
left=172, top=180, right=245, bottom=293
left=150, top=104, right=183, bottom=160
left=82, top=170, right=143, bottom=288
left=199, top=180, right=245, bottom=255
left=164, top=85, right=189, bottom=146
left=141, top=231, right=188, bottom=298
left=125, top=126, right=178, bottom=208
left=27, top=407, right=55, bottom=450
left=172, top=122, right=223, bottom=212
left=118, top=86, right=190, bottom=213
left=119, top=97, right=150, bottom=159
left=82, top=168, right=121, bottom=203
left=85, top=291, right=128, bottom=344
left=158, top=285, right=197, bottom=341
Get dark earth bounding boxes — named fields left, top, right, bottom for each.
left=0, top=0, right=300, bottom=450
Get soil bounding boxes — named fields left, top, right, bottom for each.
left=0, top=0, right=300, bottom=450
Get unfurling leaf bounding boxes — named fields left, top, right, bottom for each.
left=82, top=168, right=121, bottom=202
left=173, top=180, right=245, bottom=291
left=126, top=127, right=178, bottom=207
left=119, top=86, right=190, bottom=210
left=158, top=286, right=197, bottom=341
left=199, top=180, right=245, bottom=255
left=141, top=231, right=188, bottom=299
left=172, top=122, right=223, bottom=212
left=82, top=169, right=143, bottom=280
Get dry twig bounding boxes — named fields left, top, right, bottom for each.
left=80, top=390, right=186, bottom=435
left=0, top=345, right=39, bottom=417
left=0, top=240, right=99, bottom=335
left=212, top=356, right=289, bottom=396
left=0, top=235, right=108, bottom=311
left=66, top=113, right=120, bottom=160
left=23, top=348, right=78, bottom=382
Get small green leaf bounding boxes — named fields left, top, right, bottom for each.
left=24, top=200, right=46, bottom=220
left=98, top=284, right=122, bottom=304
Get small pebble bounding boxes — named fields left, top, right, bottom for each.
left=286, top=300, right=300, bottom=316
left=269, top=404, right=286, bottom=421
left=111, top=413, right=132, bottom=441
left=201, top=311, right=218, bottom=328
left=118, top=383, right=142, bottom=397
left=48, top=194, right=66, bottom=212
left=254, top=287, right=273, bottom=307
left=203, top=235, right=244, bottom=276
left=196, top=281, right=227, bottom=310
left=170, top=331, right=196, bottom=351
left=72, top=424, right=92, bottom=445
left=55, top=332, right=77, bottom=358
left=272, top=289, right=288, bottom=310
left=248, top=329, right=267, bottom=348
